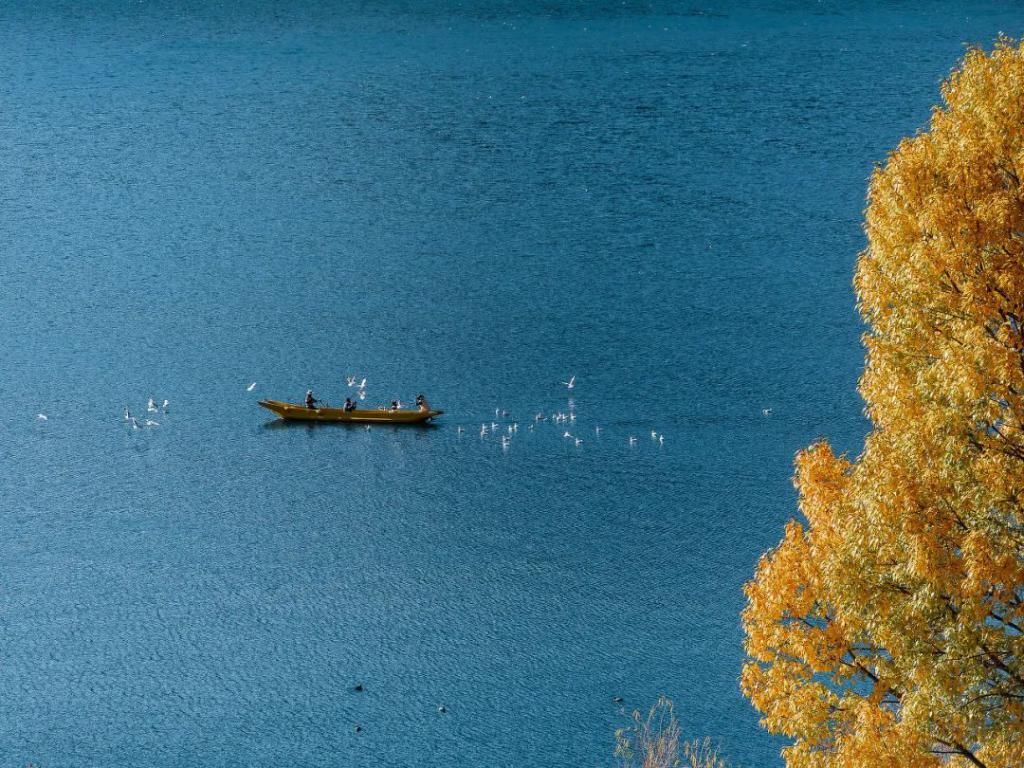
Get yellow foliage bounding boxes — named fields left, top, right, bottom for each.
left=743, top=38, right=1024, bottom=768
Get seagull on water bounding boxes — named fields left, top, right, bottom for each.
left=762, top=408, right=773, bottom=417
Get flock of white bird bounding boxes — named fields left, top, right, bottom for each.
left=31, top=375, right=754, bottom=450
left=459, top=374, right=668, bottom=452
left=121, top=398, right=169, bottom=429
left=35, top=397, right=170, bottom=428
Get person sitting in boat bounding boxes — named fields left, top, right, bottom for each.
left=305, top=390, right=319, bottom=409
left=415, top=394, right=430, bottom=412
left=343, top=398, right=356, bottom=412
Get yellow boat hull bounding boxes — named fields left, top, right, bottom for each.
left=259, top=399, right=442, bottom=424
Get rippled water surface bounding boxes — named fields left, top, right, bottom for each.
left=1, top=2, right=1020, bottom=766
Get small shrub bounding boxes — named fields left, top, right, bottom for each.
left=615, top=696, right=728, bottom=768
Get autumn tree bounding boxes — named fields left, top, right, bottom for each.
left=742, top=39, right=1024, bottom=768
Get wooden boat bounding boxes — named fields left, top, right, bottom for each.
left=259, top=399, right=443, bottom=424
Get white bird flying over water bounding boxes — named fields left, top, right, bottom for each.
left=247, top=382, right=257, bottom=392
left=145, top=419, right=160, bottom=427
left=628, top=436, right=637, bottom=446
left=124, top=407, right=131, bottom=421
left=561, top=375, right=576, bottom=390
left=762, top=408, right=773, bottom=417
left=131, top=417, right=141, bottom=430
left=37, top=413, right=47, bottom=421
left=162, top=399, right=169, bottom=411
left=147, top=398, right=158, bottom=413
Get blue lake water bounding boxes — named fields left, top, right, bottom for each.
left=0, top=2, right=1020, bottom=766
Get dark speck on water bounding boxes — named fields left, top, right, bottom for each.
left=0, top=2, right=1018, bottom=766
